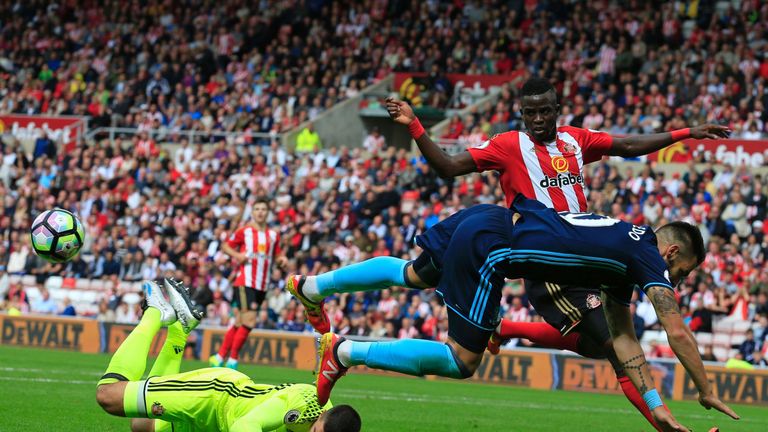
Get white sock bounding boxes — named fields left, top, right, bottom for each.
left=336, top=340, right=352, bottom=368
left=215, top=353, right=224, bottom=363
left=301, top=276, right=323, bottom=302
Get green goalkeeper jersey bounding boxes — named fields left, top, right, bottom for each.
left=125, top=368, right=330, bottom=432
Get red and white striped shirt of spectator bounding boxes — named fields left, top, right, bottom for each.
left=226, top=225, right=281, bottom=291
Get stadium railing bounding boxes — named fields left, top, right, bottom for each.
left=84, top=127, right=285, bottom=147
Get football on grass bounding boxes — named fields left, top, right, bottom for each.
left=30, top=209, right=85, bottom=263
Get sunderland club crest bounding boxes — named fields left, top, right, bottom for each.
left=586, top=294, right=602, bottom=310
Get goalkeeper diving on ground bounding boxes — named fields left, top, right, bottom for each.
left=95, top=278, right=361, bottom=432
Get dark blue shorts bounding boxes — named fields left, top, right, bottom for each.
left=415, top=205, right=514, bottom=351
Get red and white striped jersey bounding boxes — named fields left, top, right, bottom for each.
left=467, top=126, right=614, bottom=211
left=227, top=225, right=281, bottom=291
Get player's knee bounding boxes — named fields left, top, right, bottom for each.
left=96, top=384, right=122, bottom=415
left=405, top=255, right=440, bottom=288
left=130, top=418, right=154, bottom=432
left=446, top=342, right=479, bottom=379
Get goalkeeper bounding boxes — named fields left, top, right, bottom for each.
left=95, top=278, right=361, bottom=432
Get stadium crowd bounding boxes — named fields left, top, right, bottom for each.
left=0, top=133, right=767, bottom=363
left=3, top=1, right=768, bottom=139
left=0, top=0, right=767, bottom=366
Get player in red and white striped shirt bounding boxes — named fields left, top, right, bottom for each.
left=382, top=77, right=730, bottom=430
left=209, top=198, right=286, bottom=369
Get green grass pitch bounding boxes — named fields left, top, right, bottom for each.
left=1, top=345, right=765, bottom=431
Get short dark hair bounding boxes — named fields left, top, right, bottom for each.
left=322, top=405, right=361, bottom=432
left=521, top=77, right=556, bottom=98
left=656, top=221, right=705, bottom=264
left=253, top=197, right=270, bottom=208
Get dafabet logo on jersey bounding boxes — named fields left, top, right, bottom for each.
left=539, top=173, right=584, bottom=189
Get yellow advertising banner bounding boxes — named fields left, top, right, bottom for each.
left=673, top=363, right=768, bottom=405
left=200, top=329, right=316, bottom=370
left=0, top=314, right=99, bottom=353
left=556, top=356, right=675, bottom=396
left=470, top=350, right=553, bottom=389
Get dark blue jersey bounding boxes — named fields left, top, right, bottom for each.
left=499, top=195, right=673, bottom=304
left=414, top=196, right=674, bottom=330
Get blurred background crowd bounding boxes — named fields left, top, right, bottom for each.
left=0, top=0, right=767, bottom=365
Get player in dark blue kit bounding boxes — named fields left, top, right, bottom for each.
left=300, top=196, right=738, bottom=432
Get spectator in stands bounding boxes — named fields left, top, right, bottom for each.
left=59, top=297, right=76, bottom=316
left=752, top=350, right=768, bottom=368
left=739, top=329, right=758, bottom=363
left=101, top=250, right=121, bottom=278
left=702, top=345, right=717, bottom=362
left=64, top=254, right=88, bottom=279
left=114, top=301, right=138, bottom=324
left=722, top=191, right=750, bottom=238
left=31, top=288, right=57, bottom=315
left=96, top=299, right=116, bottom=322
left=295, top=123, right=322, bottom=153
left=33, top=132, right=55, bottom=160
left=118, top=253, right=142, bottom=282
left=363, top=127, right=386, bottom=155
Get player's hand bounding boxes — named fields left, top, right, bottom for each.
left=690, top=124, right=731, bottom=140
left=385, top=97, right=416, bottom=125
left=276, top=256, right=288, bottom=269
left=237, top=253, right=249, bottom=264
left=698, top=392, right=740, bottom=420
left=651, top=408, right=689, bottom=432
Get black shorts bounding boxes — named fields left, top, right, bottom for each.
left=525, top=280, right=610, bottom=345
left=231, top=287, right=266, bottom=311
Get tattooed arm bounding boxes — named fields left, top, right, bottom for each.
left=602, top=292, right=658, bottom=394
left=601, top=292, right=688, bottom=432
left=646, top=286, right=739, bottom=420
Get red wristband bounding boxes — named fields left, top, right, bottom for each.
left=670, top=128, right=691, bottom=141
left=408, top=118, right=426, bottom=139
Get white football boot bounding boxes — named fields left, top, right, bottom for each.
left=163, top=277, right=205, bottom=334
left=141, top=280, right=177, bottom=326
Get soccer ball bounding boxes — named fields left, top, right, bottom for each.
left=30, top=209, right=85, bottom=263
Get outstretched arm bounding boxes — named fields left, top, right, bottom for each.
left=229, top=394, right=290, bottom=432
left=601, top=292, right=688, bottom=432
left=646, top=286, right=739, bottom=420
left=609, top=125, right=730, bottom=158
left=386, top=97, right=477, bottom=178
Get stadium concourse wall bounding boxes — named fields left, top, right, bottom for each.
left=283, top=75, right=394, bottom=152
left=3, top=313, right=768, bottom=406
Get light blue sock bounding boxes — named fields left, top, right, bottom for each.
left=315, top=256, right=408, bottom=297
left=345, top=339, right=469, bottom=379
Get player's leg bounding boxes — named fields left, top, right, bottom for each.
left=211, top=286, right=245, bottom=367
left=314, top=211, right=505, bottom=404
left=97, top=281, right=177, bottom=415
left=130, top=418, right=155, bottom=432
left=147, top=320, right=190, bottom=378
left=227, top=288, right=261, bottom=369
left=314, top=322, right=483, bottom=405
left=488, top=280, right=583, bottom=354
left=575, top=300, right=668, bottom=432
left=98, top=279, right=203, bottom=418
left=288, top=252, right=440, bottom=334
